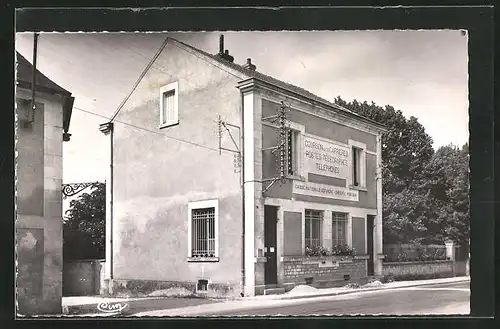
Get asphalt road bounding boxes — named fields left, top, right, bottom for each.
left=208, top=281, right=470, bottom=316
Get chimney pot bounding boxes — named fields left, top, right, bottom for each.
left=243, top=58, right=256, bottom=71
left=225, top=50, right=229, bottom=55
left=219, top=35, right=224, bottom=54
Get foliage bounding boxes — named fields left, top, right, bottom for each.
left=63, top=183, right=105, bottom=260
left=305, top=245, right=330, bottom=257
left=334, top=97, right=469, bottom=246
left=304, top=244, right=356, bottom=257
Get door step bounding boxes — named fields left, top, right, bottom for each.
left=264, top=287, right=286, bottom=295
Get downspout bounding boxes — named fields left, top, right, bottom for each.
left=99, top=122, right=114, bottom=293
left=240, top=92, right=246, bottom=297
left=109, top=125, right=114, bottom=280
left=29, top=32, right=39, bottom=123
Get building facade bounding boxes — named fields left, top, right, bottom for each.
left=101, top=36, right=385, bottom=297
left=16, top=53, right=74, bottom=314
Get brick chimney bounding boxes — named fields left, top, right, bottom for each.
left=216, top=34, right=234, bottom=63
left=242, top=58, right=256, bottom=71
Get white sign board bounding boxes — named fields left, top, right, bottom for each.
left=293, top=181, right=359, bottom=202
left=303, top=136, right=350, bottom=180
left=303, top=136, right=351, bottom=179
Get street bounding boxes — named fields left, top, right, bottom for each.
left=204, top=281, right=470, bottom=316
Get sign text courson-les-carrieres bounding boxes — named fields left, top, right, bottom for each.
left=303, top=136, right=350, bottom=180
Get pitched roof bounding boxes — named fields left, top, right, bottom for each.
left=169, top=37, right=385, bottom=131
left=16, top=52, right=72, bottom=97
left=16, top=52, right=74, bottom=139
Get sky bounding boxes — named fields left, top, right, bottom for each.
left=15, top=30, right=469, bottom=192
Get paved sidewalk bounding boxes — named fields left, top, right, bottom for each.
left=134, top=276, right=470, bottom=317
left=62, top=295, right=217, bottom=316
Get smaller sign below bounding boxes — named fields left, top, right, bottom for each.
left=293, top=181, right=359, bottom=202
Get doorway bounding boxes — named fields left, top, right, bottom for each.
left=264, top=205, right=278, bottom=285
left=366, top=215, right=375, bottom=276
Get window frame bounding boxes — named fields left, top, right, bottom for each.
left=286, top=121, right=305, bottom=179
left=348, top=139, right=367, bottom=189
left=331, top=212, right=348, bottom=247
left=304, top=209, right=323, bottom=248
left=187, top=199, right=219, bottom=262
left=159, top=81, right=179, bottom=128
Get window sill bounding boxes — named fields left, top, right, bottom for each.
left=348, top=185, right=368, bottom=192
left=159, top=121, right=179, bottom=129
left=187, top=257, right=220, bottom=263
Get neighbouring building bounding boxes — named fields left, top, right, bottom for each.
left=15, top=52, right=74, bottom=314
left=100, top=35, right=386, bottom=297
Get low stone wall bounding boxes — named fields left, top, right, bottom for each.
left=282, top=256, right=368, bottom=286
left=63, top=259, right=105, bottom=296
left=382, top=260, right=454, bottom=280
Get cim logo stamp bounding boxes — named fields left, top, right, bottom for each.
left=97, top=302, right=129, bottom=314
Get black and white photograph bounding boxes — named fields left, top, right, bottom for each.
left=15, top=27, right=471, bottom=317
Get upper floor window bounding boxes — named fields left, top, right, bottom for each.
left=349, top=140, right=367, bottom=188
left=159, top=81, right=179, bottom=128
left=352, top=146, right=362, bottom=186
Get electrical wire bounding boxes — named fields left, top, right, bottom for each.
left=74, top=106, right=221, bottom=153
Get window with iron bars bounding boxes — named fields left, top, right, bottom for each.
left=332, top=212, right=348, bottom=247
left=191, top=207, right=216, bottom=257
left=305, top=209, right=323, bottom=247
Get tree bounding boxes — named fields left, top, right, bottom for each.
left=63, top=183, right=105, bottom=260
left=334, top=97, right=435, bottom=243
left=419, top=143, right=470, bottom=246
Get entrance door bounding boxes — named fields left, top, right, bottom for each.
left=366, top=215, right=375, bottom=276
left=264, top=205, right=278, bottom=285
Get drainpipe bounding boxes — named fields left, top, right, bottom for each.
left=240, top=93, right=246, bottom=297
left=99, top=122, right=114, bottom=293
left=29, top=32, right=39, bottom=123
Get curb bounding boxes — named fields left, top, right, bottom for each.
left=278, top=276, right=470, bottom=301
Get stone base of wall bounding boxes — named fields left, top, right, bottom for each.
left=382, top=260, right=455, bottom=281
left=282, top=256, right=368, bottom=287
left=105, top=278, right=239, bottom=299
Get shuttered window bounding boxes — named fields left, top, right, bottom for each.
left=305, top=209, right=322, bottom=247
left=162, top=90, right=176, bottom=124
left=159, top=81, right=179, bottom=127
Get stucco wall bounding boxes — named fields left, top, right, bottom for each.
left=16, top=90, right=65, bottom=315
left=112, top=43, right=244, bottom=294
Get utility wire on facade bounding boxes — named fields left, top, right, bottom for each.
left=74, top=106, right=221, bottom=153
